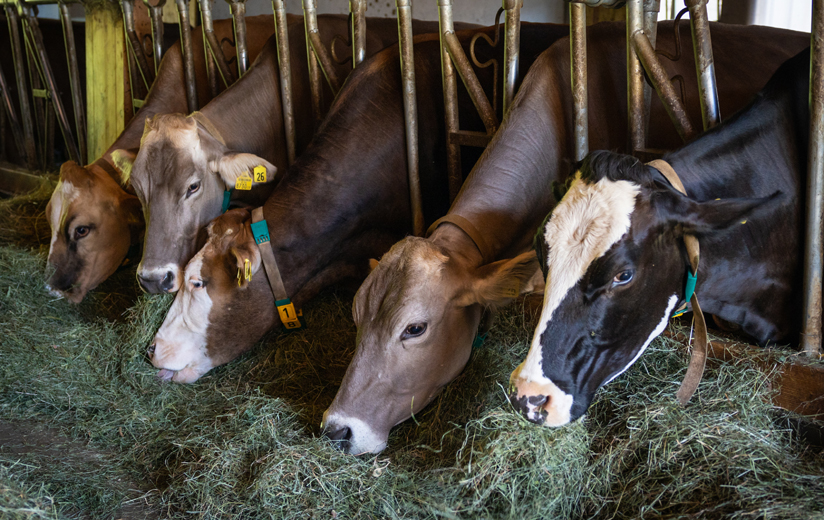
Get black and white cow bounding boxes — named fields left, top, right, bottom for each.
left=509, top=48, right=810, bottom=426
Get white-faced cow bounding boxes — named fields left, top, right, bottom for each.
left=143, top=23, right=562, bottom=385
left=323, top=22, right=810, bottom=454
left=111, top=16, right=447, bottom=295
left=509, top=48, right=810, bottom=426
left=45, top=16, right=276, bottom=302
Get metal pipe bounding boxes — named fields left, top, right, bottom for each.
left=174, top=0, right=198, bottom=113
left=308, top=30, right=342, bottom=94
left=443, top=32, right=498, bottom=135
left=632, top=30, right=696, bottom=143
left=198, top=0, right=219, bottom=97
left=226, top=0, right=249, bottom=76
left=802, top=0, right=824, bottom=357
left=303, top=0, right=323, bottom=125
left=570, top=1, right=587, bottom=162
left=626, top=0, right=645, bottom=153
left=502, top=0, right=520, bottom=115
left=685, top=0, right=719, bottom=130
left=143, top=0, right=166, bottom=74
left=438, top=0, right=461, bottom=202
left=272, top=0, right=296, bottom=164
left=199, top=0, right=236, bottom=87
left=59, top=1, right=86, bottom=164
left=22, top=6, right=80, bottom=163
left=0, top=63, right=27, bottom=160
left=350, top=0, right=366, bottom=67
left=120, top=0, right=155, bottom=88
left=5, top=1, right=37, bottom=169
left=642, top=0, right=659, bottom=140
left=396, top=0, right=423, bottom=237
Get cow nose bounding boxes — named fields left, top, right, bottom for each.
left=509, top=391, right=549, bottom=425
left=325, top=426, right=352, bottom=451
left=137, top=273, right=159, bottom=293
left=160, top=271, right=175, bottom=292
left=147, top=344, right=156, bottom=359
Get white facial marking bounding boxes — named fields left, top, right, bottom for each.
left=48, top=180, right=77, bottom=252
left=322, top=412, right=387, bottom=455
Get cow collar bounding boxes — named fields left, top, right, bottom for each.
left=250, top=207, right=305, bottom=331
left=426, top=214, right=494, bottom=265
left=647, top=159, right=708, bottom=406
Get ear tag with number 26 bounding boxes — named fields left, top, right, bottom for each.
left=235, top=172, right=253, bottom=190
left=253, top=165, right=267, bottom=183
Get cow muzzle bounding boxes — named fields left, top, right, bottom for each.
left=320, top=411, right=388, bottom=455
left=137, top=266, right=179, bottom=294
left=508, top=364, right=575, bottom=427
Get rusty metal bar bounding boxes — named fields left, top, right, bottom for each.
left=143, top=0, right=166, bottom=74
left=396, top=0, right=423, bottom=237
left=199, top=0, right=235, bottom=88
left=120, top=0, right=155, bottom=89
left=802, top=0, right=824, bottom=357
left=308, top=31, right=342, bottom=94
left=502, top=0, right=520, bottom=115
left=226, top=0, right=249, bottom=76
left=272, top=0, right=295, bottom=164
left=301, top=0, right=341, bottom=95
left=0, top=63, right=27, bottom=160
left=443, top=31, right=498, bottom=135
left=303, top=0, right=323, bottom=125
left=59, top=1, right=86, bottom=164
left=198, top=0, right=219, bottom=97
left=632, top=30, right=696, bottom=143
left=685, top=0, right=719, bottom=130
left=174, top=0, right=198, bottom=113
left=5, top=1, right=36, bottom=168
left=627, top=0, right=645, bottom=153
left=350, top=0, right=366, bottom=67
left=570, top=2, right=587, bottom=162
left=21, top=5, right=80, bottom=163
left=438, top=0, right=462, bottom=202
left=642, top=0, right=659, bottom=139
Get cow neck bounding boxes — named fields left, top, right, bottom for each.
left=427, top=215, right=492, bottom=265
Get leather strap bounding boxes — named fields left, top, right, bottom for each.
left=251, top=207, right=288, bottom=301
left=191, top=111, right=226, bottom=146
left=426, top=214, right=494, bottom=265
left=647, top=159, right=708, bottom=406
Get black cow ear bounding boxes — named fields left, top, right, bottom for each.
left=659, top=190, right=783, bottom=237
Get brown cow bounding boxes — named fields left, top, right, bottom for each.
left=321, top=22, right=811, bottom=454
left=144, top=23, right=563, bottom=383
left=45, top=16, right=275, bottom=303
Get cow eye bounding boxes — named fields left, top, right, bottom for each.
left=401, top=322, right=427, bottom=340
left=74, top=226, right=90, bottom=239
left=612, top=270, right=634, bottom=286
left=186, top=182, right=201, bottom=196
left=190, top=279, right=206, bottom=289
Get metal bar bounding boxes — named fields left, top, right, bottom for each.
left=443, top=31, right=498, bottom=135
left=397, top=0, right=423, bottom=237
left=303, top=0, right=323, bottom=125
left=120, top=0, right=155, bottom=88
left=451, top=130, right=491, bottom=148
left=226, top=0, right=249, bottom=76
left=438, top=0, right=462, bottom=202
left=632, top=30, right=696, bottom=142
left=174, top=0, right=198, bottom=113
left=570, top=2, right=587, bottom=162
left=350, top=0, right=366, bottom=67
left=5, top=1, right=37, bottom=169
left=200, top=0, right=236, bottom=87
left=21, top=6, right=80, bottom=163
left=0, top=63, right=27, bottom=160
left=642, top=0, right=659, bottom=140
left=272, top=0, right=296, bottom=164
left=59, top=1, right=86, bottom=164
left=627, top=0, right=645, bottom=153
left=308, top=30, right=342, bottom=94
left=199, top=0, right=219, bottom=97
left=502, top=0, right=520, bottom=115
left=143, top=0, right=166, bottom=75
left=686, top=0, right=720, bottom=130
left=802, top=0, right=824, bottom=357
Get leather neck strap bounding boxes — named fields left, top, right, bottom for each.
left=647, top=159, right=708, bottom=406
left=426, top=214, right=494, bottom=265
left=191, top=111, right=226, bottom=147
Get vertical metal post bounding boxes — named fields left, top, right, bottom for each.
left=570, top=2, right=587, bottom=162
left=120, top=0, right=155, bottom=87
left=198, top=0, right=219, bottom=97
left=502, top=0, right=521, bottom=116
left=686, top=0, right=719, bottom=130
left=397, top=0, right=423, bottom=237
left=199, top=0, right=235, bottom=87
left=143, top=0, right=166, bottom=75
left=303, top=0, right=323, bottom=125
left=802, top=0, right=824, bottom=357
left=0, top=64, right=27, bottom=160
left=174, top=0, right=198, bottom=113
left=350, top=0, right=367, bottom=67
left=5, top=1, right=37, bottom=169
left=438, top=0, right=461, bottom=201
left=59, top=2, right=87, bottom=164
left=642, top=0, right=659, bottom=139
left=272, top=0, right=296, bottom=164
left=227, top=0, right=249, bottom=76
left=627, top=0, right=645, bottom=153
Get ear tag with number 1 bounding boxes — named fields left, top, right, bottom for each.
left=235, top=173, right=253, bottom=190
left=253, top=165, right=267, bottom=183
left=244, top=258, right=252, bottom=282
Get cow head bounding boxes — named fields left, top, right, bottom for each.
left=46, top=160, right=143, bottom=303
left=509, top=151, right=779, bottom=426
left=111, top=114, right=276, bottom=294
left=322, top=237, right=538, bottom=455
left=148, top=208, right=278, bottom=383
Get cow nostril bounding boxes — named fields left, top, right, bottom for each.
left=325, top=426, right=352, bottom=450
left=147, top=344, right=156, bottom=358
left=161, top=271, right=175, bottom=292
left=528, top=394, right=549, bottom=408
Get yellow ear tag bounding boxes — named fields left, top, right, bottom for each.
left=237, top=268, right=242, bottom=287
left=502, top=281, right=520, bottom=299
left=253, top=165, right=267, bottom=183
left=244, top=258, right=252, bottom=281
left=235, top=172, right=253, bottom=190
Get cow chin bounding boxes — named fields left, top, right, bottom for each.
left=321, top=411, right=389, bottom=455
left=508, top=365, right=576, bottom=427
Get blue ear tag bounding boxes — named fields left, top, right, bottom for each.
left=222, top=190, right=232, bottom=213
left=472, top=332, right=489, bottom=349
left=672, top=268, right=698, bottom=318
left=250, top=219, right=270, bottom=244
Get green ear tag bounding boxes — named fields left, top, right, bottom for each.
left=473, top=332, right=489, bottom=349
left=222, top=190, right=232, bottom=213
left=671, top=268, right=698, bottom=318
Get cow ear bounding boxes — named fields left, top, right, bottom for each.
left=120, top=194, right=144, bottom=227
left=209, top=152, right=278, bottom=189
left=659, top=190, right=783, bottom=237
left=110, top=149, right=136, bottom=185
left=230, top=242, right=262, bottom=289
left=456, top=251, right=540, bottom=309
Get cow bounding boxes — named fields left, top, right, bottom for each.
left=143, top=23, right=567, bottom=385
left=110, top=16, right=449, bottom=295
left=509, top=47, right=811, bottom=427
left=45, top=16, right=276, bottom=303
left=321, top=22, right=811, bottom=454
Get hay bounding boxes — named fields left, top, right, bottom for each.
left=1, top=191, right=823, bottom=519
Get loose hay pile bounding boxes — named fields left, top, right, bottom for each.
left=1, top=191, right=823, bottom=519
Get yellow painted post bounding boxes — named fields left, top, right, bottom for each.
left=85, top=2, right=125, bottom=163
